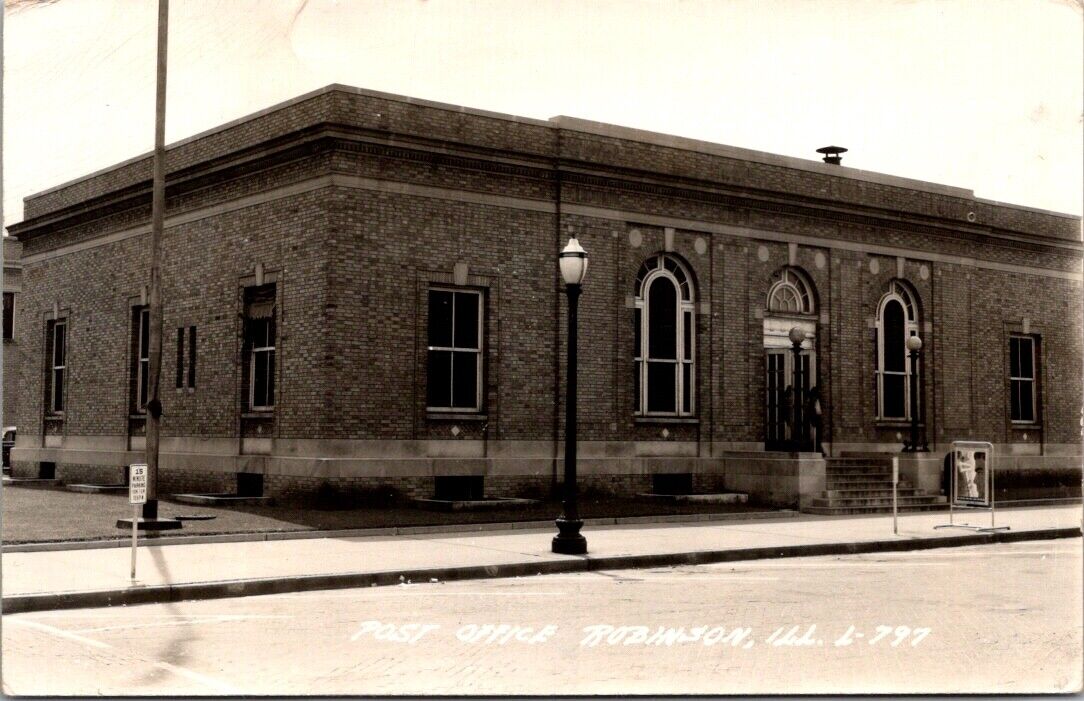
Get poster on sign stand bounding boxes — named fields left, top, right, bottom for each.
left=934, top=441, right=1009, bottom=533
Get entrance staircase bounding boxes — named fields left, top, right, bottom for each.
left=804, top=455, right=947, bottom=515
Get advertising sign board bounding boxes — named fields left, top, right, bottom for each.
left=951, top=448, right=990, bottom=508
left=935, top=441, right=1008, bottom=533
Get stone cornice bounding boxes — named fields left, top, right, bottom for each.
left=11, top=124, right=1083, bottom=266
left=326, top=132, right=1082, bottom=257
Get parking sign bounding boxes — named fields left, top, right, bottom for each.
left=129, top=464, right=148, bottom=505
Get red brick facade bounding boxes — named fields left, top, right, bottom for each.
left=7, top=85, right=1082, bottom=505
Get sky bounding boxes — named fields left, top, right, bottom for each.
left=3, top=0, right=1082, bottom=232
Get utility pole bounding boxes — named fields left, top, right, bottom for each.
left=142, top=0, right=173, bottom=527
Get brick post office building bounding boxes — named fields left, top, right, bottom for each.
left=8, top=85, right=1082, bottom=510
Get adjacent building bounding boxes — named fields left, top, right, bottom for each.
left=3, top=237, right=23, bottom=469
left=7, top=85, right=1082, bottom=509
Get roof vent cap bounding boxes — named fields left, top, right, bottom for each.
left=816, top=145, right=848, bottom=165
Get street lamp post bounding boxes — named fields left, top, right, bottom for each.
left=903, top=335, right=928, bottom=452
left=553, top=236, right=588, bottom=555
left=788, top=327, right=805, bottom=452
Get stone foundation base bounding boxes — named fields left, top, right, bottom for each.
left=7, top=460, right=751, bottom=506
left=58, top=463, right=127, bottom=485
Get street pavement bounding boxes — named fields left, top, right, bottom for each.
left=3, top=505, right=1080, bottom=607
left=3, top=540, right=1080, bottom=695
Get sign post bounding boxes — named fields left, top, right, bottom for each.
left=892, top=456, right=899, bottom=535
left=129, top=464, right=148, bottom=579
left=934, top=441, right=1009, bottom=533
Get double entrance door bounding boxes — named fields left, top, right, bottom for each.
left=762, top=311, right=818, bottom=451
left=765, top=349, right=813, bottom=449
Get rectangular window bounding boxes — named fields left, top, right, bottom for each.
left=46, top=319, right=67, bottom=413
left=1009, top=335, right=1038, bottom=423
left=176, top=327, right=185, bottom=389
left=3, top=292, right=13, bottom=341
left=426, top=288, right=482, bottom=411
left=244, top=285, right=276, bottom=411
left=188, top=326, right=197, bottom=389
left=176, top=325, right=198, bottom=389
left=131, top=308, right=149, bottom=411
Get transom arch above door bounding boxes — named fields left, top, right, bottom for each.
left=766, top=266, right=817, bottom=316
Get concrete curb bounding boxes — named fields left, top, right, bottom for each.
left=4, top=526, right=1078, bottom=615
left=2, top=509, right=800, bottom=553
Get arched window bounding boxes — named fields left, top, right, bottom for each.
left=877, top=279, right=920, bottom=420
left=634, top=254, right=696, bottom=415
left=766, top=268, right=815, bottom=315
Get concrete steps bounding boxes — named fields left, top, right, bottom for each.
left=824, top=487, right=921, bottom=499
left=825, top=467, right=893, bottom=476
left=810, top=495, right=947, bottom=508
left=802, top=455, right=947, bottom=516
left=826, top=476, right=895, bottom=486
left=803, top=502, right=949, bottom=515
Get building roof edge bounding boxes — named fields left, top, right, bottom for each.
left=19, top=84, right=1082, bottom=227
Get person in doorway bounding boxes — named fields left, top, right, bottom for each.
left=782, top=385, right=794, bottom=440
left=806, top=386, right=823, bottom=454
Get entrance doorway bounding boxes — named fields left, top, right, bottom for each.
left=765, top=348, right=813, bottom=450
left=762, top=266, right=820, bottom=451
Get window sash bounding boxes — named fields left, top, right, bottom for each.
left=52, top=369, right=65, bottom=413
left=250, top=347, right=275, bottom=410
left=1010, top=379, right=1035, bottom=423
left=176, top=327, right=185, bottom=390
left=876, top=294, right=919, bottom=420
left=1009, top=337, right=1035, bottom=381
left=129, top=309, right=150, bottom=411
left=188, top=326, right=197, bottom=389
left=3, top=292, right=13, bottom=341
left=243, top=285, right=277, bottom=412
left=49, top=321, right=67, bottom=413
left=427, top=348, right=483, bottom=411
left=247, top=320, right=275, bottom=411
left=52, top=322, right=66, bottom=370
left=1009, top=336, right=1037, bottom=423
left=427, top=288, right=483, bottom=411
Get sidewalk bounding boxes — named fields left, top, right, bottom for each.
left=3, top=505, right=1081, bottom=614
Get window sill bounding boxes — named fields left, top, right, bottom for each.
left=128, top=413, right=147, bottom=420
left=242, top=411, right=275, bottom=419
left=634, top=416, right=699, bottom=425
left=1010, top=423, right=1042, bottom=429
left=874, top=420, right=925, bottom=429
left=427, top=412, right=488, bottom=422
left=44, top=414, right=64, bottom=420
